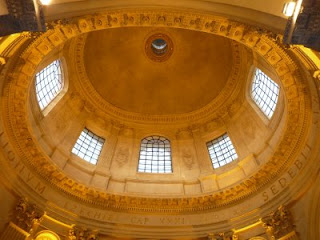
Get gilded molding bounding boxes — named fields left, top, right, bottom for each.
left=12, top=198, right=44, bottom=233
left=0, top=9, right=312, bottom=213
left=262, top=205, right=297, bottom=239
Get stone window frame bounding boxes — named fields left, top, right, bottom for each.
left=246, top=55, right=284, bottom=128
left=31, top=54, right=69, bottom=117
left=251, top=68, right=280, bottom=119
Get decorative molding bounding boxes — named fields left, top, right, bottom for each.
left=69, top=227, right=99, bottom=240
left=0, top=9, right=311, bottom=214
left=182, top=148, right=194, bottom=169
left=12, top=198, right=44, bottom=233
left=207, top=232, right=237, bottom=240
left=0, top=56, right=6, bottom=65
left=114, top=146, right=129, bottom=167
left=262, top=205, right=297, bottom=240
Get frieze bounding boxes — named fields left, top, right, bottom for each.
left=0, top=9, right=313, bottom=214
left=0, top=125, right=312, bottom=224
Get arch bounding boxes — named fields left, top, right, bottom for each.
left=138, top=136, right=172, bottom=173
left=35, top=231, right=60, bottom=240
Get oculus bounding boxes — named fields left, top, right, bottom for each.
left=145, top=33, right=173, bottom=62
left=151, top=38, right=167, bottom=55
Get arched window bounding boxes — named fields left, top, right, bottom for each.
left=35, top=60, right=63, bottom=110
left=138, top=136, right=172, bottom=173
left=251, top=68, right=279, bottom=119
left=71, top=128, right=105, bottom=165
left=207, top=133, right=238, bottom=169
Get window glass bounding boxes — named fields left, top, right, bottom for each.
left=207, top=133, right=238, bottom=169
left=35, top=60, right=63, bottom=110
left=72, top=128, right=105, bottom=165
left=251, top=68, right=280, bottom=119
left=138, top=136, right=172, bottom=173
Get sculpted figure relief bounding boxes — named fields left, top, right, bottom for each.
left=182, top=148, right=194, bottom=169
left=13, top=198, right=43, bottom=233
left=68, top=229, right=76, bottom=240
left=262, top=205, right=295, bottom=239
left=70, top=228, right=98, bottom=240
left=115, top=146, right=129, bottom=167
left=207, top=232, right=235, bottom=240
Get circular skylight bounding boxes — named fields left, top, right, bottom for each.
left=151, top=38, right=167, bottom=55
left=145, top=33, right=173, bottom=62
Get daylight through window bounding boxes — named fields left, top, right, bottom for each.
left=251, top=68, right=279, bottom=119
left=138, top=136, right=172, bottom=173
left=71, top=128, right=105, bottom=165
left=207, top=133, right=238, bottom=169
left=35, top=60, right=63, bottom=110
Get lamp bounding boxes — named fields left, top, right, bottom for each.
left=283, top=1, right=297, bottom=17
left=39, top=0, right=51, bottom=5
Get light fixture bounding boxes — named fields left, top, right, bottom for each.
left=39, top=0, right=51, bottom=5
left=283, top=1, right=297, bottom=17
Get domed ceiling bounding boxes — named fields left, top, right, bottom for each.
left=83, top=27, right=234, bottom=115
left=1, top=8, right=317, bottom=239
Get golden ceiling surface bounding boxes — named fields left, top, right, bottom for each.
left=0, top=2, right=319, bottom=238
left=83, top=27, right=233, bottom=115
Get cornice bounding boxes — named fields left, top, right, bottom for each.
left=0, top=9, right=313, bottom=214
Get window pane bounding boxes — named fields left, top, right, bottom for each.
left=35, top=60, right=63, bottom=110
left=207, top=133, right=238, bottom=168
left=137, top=136, right=172, bottom=173
left=71, top=128, right=105, bottom=165
left=251, top=68, right=279, bottom=119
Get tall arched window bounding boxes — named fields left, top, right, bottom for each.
left=251, top=68, right=280, bottom=119
left=138, top=136, right=172, bottom=173
left=207, top=133, right=238, bottom=169
left=35, top=60, right=63, bottom=110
